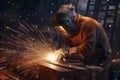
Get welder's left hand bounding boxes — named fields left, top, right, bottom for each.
left=69, top=47, right=78, bottom=56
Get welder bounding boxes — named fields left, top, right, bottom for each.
left=53, top=4, right=112, bottom=79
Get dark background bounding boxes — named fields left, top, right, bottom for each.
left=0, top=0, right=120, bottom=79
left=0, top=0, right=120, bottom=58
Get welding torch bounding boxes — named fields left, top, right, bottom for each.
left=56, top=46, right=83, bottom=63
left=56, top=46, right=72, bottom=63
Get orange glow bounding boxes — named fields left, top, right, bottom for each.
left=45, top=49, right=63, bottom=62
left=55, top=26, right=70, bottom=38
left=46, top=53, right=56, bottom=62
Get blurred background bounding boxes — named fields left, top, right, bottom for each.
left=0, top=0, right=120, bottom=55
left=0, top=0, right=120, bottom=80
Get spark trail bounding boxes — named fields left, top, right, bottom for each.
left=0, top=21, right=63, bottom=79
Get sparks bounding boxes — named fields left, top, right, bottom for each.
left=0, top=21, right=62, bottom=80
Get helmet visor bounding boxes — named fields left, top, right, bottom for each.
left=53, top=13, right=79, bottom=37
left=54, top=26, right=71, bottom=38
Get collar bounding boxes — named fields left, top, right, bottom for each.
left=75, top=14, right=83, bottom=28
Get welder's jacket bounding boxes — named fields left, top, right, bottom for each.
left=63, top=14, right=112, bottom=66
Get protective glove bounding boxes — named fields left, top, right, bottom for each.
left=57, top=53, right=71, bottom=63
left=56, top=46, right=70, bottom=63
left=58, top=47, right=84, bottom=63
left=61, top=46, right=78, bottom=56
left=69, top=47, right=77, bottom=55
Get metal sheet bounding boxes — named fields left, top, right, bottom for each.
left=46, top=61, right=90, bottom=80
left=0, top=69, right=25, bottom=80
left=38, top=62, right=73, bottom=80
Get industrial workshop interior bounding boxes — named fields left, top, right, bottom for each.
left=0, top=0, right=120, bottom=80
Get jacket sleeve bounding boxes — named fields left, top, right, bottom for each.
left=76, top=21, right=98, bottom=58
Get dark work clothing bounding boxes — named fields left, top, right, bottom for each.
left=63, top=14, right=112, bottom=66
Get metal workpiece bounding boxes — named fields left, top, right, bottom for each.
left=33, top=62, right=73, bottom=80
left=0, top=60, right=112, bottom=80
left=0, top=68, right=25, bottom=80
left=0, top=62, right=73, bottom=80
left=46, top=61, right=90, bottom=80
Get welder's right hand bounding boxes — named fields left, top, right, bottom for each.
left=57, top=51, right=71, bottom=63
left=56, top=46, right=70, bottom=63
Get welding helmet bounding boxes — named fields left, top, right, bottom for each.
left=53, top=13, right=79, bottom=38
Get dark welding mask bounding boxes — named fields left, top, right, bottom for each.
left=53, top=13, right=79, bottom=38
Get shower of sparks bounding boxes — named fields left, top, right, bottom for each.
left=0, top=21, right=63, bottom=79
left=45, top=49, right=63, bottom=62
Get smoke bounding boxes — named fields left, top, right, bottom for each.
left=0, top=21, right=61, bottom=79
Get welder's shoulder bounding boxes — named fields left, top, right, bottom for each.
left=82, top=17, right=99, bottom=30
left=83, top=16, right=99, bottom=25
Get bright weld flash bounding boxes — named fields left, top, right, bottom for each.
left=45, top=49, right=63, bottom=62
left=46, top=53, right=57, bottom=62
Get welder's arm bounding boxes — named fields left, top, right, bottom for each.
left=69, top=22, right=97, bottom=59
left=61, top=39, right=72, bottom=47
left=61, top=39, right=71, bottom=55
